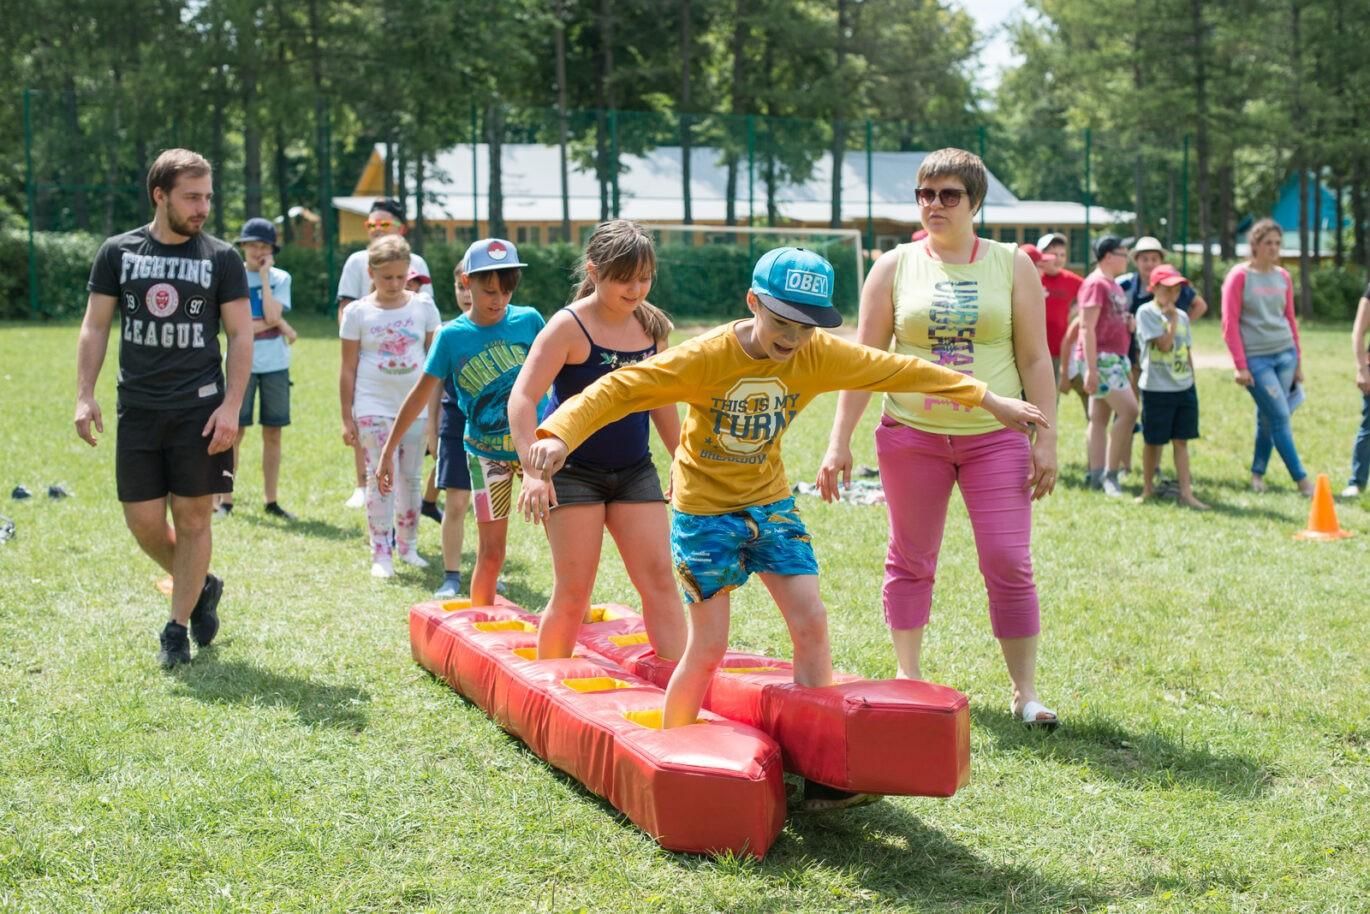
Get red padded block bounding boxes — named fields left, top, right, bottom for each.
left=577, top=604, right=971, bottom=797
left=408, top=601, right=786, bottom=857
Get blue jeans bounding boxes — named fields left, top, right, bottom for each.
left=1246, top=348, right=1307, bottom=482
left=1350, top=393, right=1370, bottom=487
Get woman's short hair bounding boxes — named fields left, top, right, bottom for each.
left=1248, top=218, right=1283, bottom=248
left=916, top=148, right=989, bottom=214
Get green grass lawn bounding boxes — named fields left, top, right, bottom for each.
left=1, top=315, right=1367, bottom=913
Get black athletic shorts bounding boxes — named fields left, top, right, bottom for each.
left=239, top=369, right=291, bottom=427
left=436, top=436, right=472, bottom=491
left=116, top=400, right=235, bottom=502
left=1140, top=387, right=1200, bottom=445
left=553, top=455, right=665, bottom=507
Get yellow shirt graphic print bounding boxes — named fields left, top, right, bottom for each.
left=703, top=379, right=798, bottom=464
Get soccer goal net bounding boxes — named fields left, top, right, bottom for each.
left=637, top=223, right=866, bottom=320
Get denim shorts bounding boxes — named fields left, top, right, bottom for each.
left=239, top=369, right=290, bottom=427
left=670, top=497, right=818, bottom=603
left=553, top=455, right=664, bottom=507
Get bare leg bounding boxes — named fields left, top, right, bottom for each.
left=1173, top=441, right=1209, bottom=509
left=606, top=501, right=687, bottom=661
left=221, top=429, right=247, bottom=506
left=423, top=466, right=438, bottom=504
left=471, top=519, right=508, bottom=606
left=537, top=504, right=606, bottom=659
left=441, top=488, right=471, bottom=572
left=167, top=494, right=214, bottom=625
left=663, top=593, right=730, bottom=729
left=759, top=573, right=833, bottom=688
left=1086, top=398, right=1112, bottom=474
left=1106, top=388, right=1139, bottom=473
left=1138, top=443, right=1162, bottom=500
left=1000, top=634, right=1054, bottom=722
left=889, top=626, right=926, bottom=680
left=261, top=426, right=282, bottom=504
left=123, top=497, right=176, bottom=573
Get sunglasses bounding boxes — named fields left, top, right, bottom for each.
left=915, top=187, right=967, bottom=207
left=365, top=218, right=396, bottom=230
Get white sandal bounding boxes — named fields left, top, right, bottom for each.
left=1014, top=699, right=1059, bottom=731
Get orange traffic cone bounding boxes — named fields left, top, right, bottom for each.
left=1294, top=474, right=1354, bottom=541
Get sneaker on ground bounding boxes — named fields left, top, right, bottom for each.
left=264, top=502, right=296, bottom=521
left=1102, top=475, right=1125, bottom=497
left=158, top=620, right=191, bottom=668
left=189, top=573, right=223, bottom=647
left=345, top=486, right=366, bottom=509
left=421, top=500, right=444, bottom=524
left=434, top=575, right=463, bottom=598
left=213, top=502, right=234, bottom=517
left=1341, top=484, right=1362, bottom=498
left=371, top=557, right=395, bottom=579
left=398, top=549, right=429, bottom=569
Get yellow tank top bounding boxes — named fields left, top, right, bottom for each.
left=884, top=239, right=1022, bottom=435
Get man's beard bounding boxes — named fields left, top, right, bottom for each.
left=166, top=209, right=203, bottom=237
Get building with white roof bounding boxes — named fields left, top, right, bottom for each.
left=335, top=142, right=1131, bottom=261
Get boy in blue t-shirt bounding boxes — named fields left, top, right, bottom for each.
left=378, top=239, right=545, bottom=605
left=220, top=218, right=297, bottom=519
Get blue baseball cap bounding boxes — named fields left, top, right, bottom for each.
left=750, top=247, right=842, bottom=328
left=462, top=238, right=527, bottom=275
left=234, top=217, right=279, bottom=253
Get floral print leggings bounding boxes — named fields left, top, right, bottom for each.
left=356, top=414, right=427, bottom=560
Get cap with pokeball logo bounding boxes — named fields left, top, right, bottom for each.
left=462, top=238, right=527, bottom=275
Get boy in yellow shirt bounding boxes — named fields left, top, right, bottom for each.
left=526, top=248, right=1045, bottom=799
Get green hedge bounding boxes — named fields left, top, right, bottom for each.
left=6, top=229, right=1362, bottom=324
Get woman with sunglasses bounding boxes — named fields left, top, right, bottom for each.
left=817, top=148, right=1060, bottom=729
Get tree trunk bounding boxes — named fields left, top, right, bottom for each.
left=1132, top=21, right=1144, bottom=237
left=1217, top=159, right=1235, bottom=258
left=63, top=80, right=90, bottom=230
left=830, top=0, right=847, bottom=228
left=1192, top=0, right=1214, bottom=303
left=762, top=37, right=776, bottom=226
left=725, top=0, right=748, bottom=226
left=680, top=0, right=693, bottom=225
left=275, top=126, right=292, bottom=242
left=596, top=0, right=616, bottom=222
left=555, top=3, right=571, bottom=241
left=1312, top=168, right=1322, bottom=260
left=210, top=71, right=227, bottom=238
left=384, top=140, right=395, bottom=198
left=242, top=67, right=263, bottom=218
left=1166, top=166, right=1177, bottom=249
left=397, top=142, right=408, bottom=214
left=1292, top=1, right=1312, bottom=317
left=487, top=103, right=506, bottom=240
left=415, top=152, right=426, bottom=253
left=1334, top=179, right=1344, bottom=267
left=1354, top=161, right=1367, bottom=270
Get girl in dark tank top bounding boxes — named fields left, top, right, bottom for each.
left=508, top=221, right=688, bottom=665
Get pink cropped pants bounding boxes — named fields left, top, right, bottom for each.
left=874, top=418, right=1041, bottom=639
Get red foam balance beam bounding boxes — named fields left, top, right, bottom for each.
left=574, top=604, right=970, bottom=798
left=409, top=599, right=785, bottom=858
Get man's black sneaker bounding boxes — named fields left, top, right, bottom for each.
left=264, top=502, right=296, bottom=521
left=421, top=499, right=444, bottom=524
left=189, top=574, right=223, bottom=647
left=158, top=620, right=191, bottom=668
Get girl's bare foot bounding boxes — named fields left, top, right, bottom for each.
left=1134, top=491, right=1155, bottom=504
left=1250, top=474, right=1267, bottom=493
left=1179, top=494, right=1210, bottom=510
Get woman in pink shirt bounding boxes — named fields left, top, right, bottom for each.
left=1220, top=219, right=1312, bottom=495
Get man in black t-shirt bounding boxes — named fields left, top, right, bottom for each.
left=75, top=148, right=252, bottom=668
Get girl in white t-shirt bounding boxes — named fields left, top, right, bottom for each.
left=340, top=236, right=442, bottom=577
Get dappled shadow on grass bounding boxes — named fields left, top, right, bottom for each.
left=764, top=801, right=1108, bottom=912
left=972, top=707, right=1274, bottom=797
left=172, top=654, right=370, bottom=730
left=230, top=509, right=357, bottom=542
